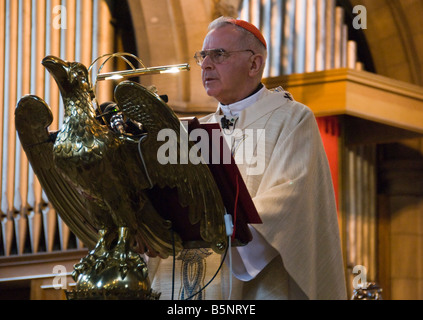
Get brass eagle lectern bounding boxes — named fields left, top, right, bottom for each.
left=15, top=56, right=227, bottom=300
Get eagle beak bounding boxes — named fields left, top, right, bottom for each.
left=42, top=55, right=70, bottom=73
left=42, top=55, right=72, bottom=93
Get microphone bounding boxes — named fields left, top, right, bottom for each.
left=96, top=102, right=117, bottom=125
left=110, top=113, right=126, bottom=134
left=221, top=115, right=233, bottom=130
left=103, top=103, right=126, bottom=134
left=109, top=115, right=126, bottom=135
left=97, top=101, right=146, bottom=135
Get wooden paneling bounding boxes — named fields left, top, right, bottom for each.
left=0, top=249, right=86, bottom=300
left=264, top=68, right=423, bottom=134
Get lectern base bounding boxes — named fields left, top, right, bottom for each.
left=66, top=227, right=161, bottom=300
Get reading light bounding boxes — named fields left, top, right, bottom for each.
left=104, top=74, right=124, bottom=81
left=96, top=63, right=190, bottom=81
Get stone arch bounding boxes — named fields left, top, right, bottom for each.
left=349, top=0, right=423, bottom=86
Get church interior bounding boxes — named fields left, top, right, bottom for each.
left=0, top=0, right=423, bottom=300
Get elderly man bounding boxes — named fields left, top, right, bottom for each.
left=150, top=17, right=347, bottom=300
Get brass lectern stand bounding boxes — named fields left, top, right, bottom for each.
left=15, top=55, right=261, bottom=300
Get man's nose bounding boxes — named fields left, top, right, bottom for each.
left=201, top=55, right=214, bottom=70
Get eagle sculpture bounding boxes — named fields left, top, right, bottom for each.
left=15, top=56, right=227, bottom=297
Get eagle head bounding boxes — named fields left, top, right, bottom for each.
left=42, top=55, right=93, bottom=98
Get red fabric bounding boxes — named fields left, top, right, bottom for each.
left=229, top=19, right=267, bottom=49
left=316, top=116, right=340, bottom=210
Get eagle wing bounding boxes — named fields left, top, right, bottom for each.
left=15, top=95, right=98, bottom=250
left=114, top=81, right=227, bottom=253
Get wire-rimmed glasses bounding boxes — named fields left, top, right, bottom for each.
left=193, top=48, right=255, bottom=66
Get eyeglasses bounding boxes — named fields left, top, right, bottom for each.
left=193, top=48, right=255, bottom=66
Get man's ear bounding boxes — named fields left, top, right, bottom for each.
left=249, top=54, right=265, bottom=77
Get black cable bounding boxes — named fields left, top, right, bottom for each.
left=171, top=229, right=175, bottom=300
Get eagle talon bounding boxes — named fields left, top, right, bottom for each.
left=119, top=265, right=129, bottom=280
left=94, top=260, right=106, bottom=273
left=72, top=254, right=97, bottom=281
left=88, top=228, right=114, bottom=258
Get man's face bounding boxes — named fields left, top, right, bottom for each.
left=201, top=25, right=254, bottom=105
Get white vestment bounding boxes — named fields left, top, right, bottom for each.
left=148, top=87, right=347, bottom=300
